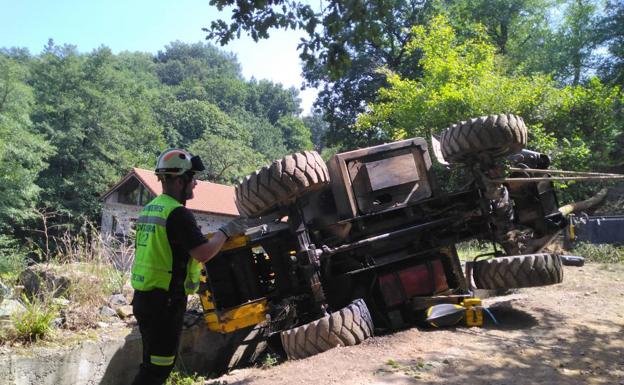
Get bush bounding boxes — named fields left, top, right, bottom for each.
left=11, top=294, right=59, bottom=343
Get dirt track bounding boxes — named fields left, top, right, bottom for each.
left=208, top=263, right=624, bottom=385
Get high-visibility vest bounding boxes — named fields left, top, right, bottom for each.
left=131, top=194, right=202, bottom=295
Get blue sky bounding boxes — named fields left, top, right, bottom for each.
left=0, top=0, right=317, bottom=113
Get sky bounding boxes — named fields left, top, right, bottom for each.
left=0, top=0, right=318, bottom=114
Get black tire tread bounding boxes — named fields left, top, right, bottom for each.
left=235, top=151, right=330, bottom=217
left=474, top=253, right=563, bottom=290
left=441, top=113, right=527, bottom=164
left=280, top=299, right=374, bottom=360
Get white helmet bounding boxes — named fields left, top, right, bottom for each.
left=155, top=148, right=205, bottom=177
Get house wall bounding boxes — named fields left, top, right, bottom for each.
left=101, top=201, right=234, bottom=238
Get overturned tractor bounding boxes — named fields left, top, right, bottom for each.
left=198, top=114, right=593, bottom=369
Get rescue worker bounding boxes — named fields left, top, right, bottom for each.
left=130, top=148, right=246, bottom=385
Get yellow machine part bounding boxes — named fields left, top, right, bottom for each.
left=462, top=298, right=484, bottom=327
left=199, top=232, right=267, bottom=333
left=205, top=233, right=250, bottom=251
left=201, top=294, right=268, bottom=333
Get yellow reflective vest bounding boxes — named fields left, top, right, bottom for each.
left=131, top=194, right=201, bottom=295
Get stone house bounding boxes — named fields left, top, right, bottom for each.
left=100, top=168, right=239, bottom=238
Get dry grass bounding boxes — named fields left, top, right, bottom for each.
left=1, top=222, right=135, bottom=345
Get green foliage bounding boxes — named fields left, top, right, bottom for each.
left=205, top=0, right=432, bottom=149
left=0, top=39, right=310, bottom=252
left=155, top=41, right=243, bottom=85
left=456, top=240, right=498, bottom=261
left=165, top=371, right=206, bottom=385
left=189, top=134, right=265, bottom=184
left=303, top=112, right=329, bottom=151
left=0, top=55, right=52, bottom=232
left=600, top=0, right=624, bottom=86
left=572, top=242, right=624, bottom=264
left=232, top=108, right=288, bottom=161
left=357, top=15, right=623, bottom=199
left=0, top=234, right=28, bottom=280
left=245, top=79, right=301, bottom=124
left=275, top=116, right=313, bottom=152
left=30, top=44, right=165, bottom=221
left=157, top=99, right=252, bottom=147
left=261, top=353, right=280, bottom=369
left=357, top=15, right=539, bottom=139
left=11, top=294, right=59, bottom=343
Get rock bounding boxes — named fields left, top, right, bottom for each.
left=99, top=306, right=118, bottom=318
left=18, top=266, right=71, bottom=299
left=0, top=280, right=11, bottom=304
left=109, top=294, right=128, bottom=306
left=96, top=321, right=110, bottom=329
left=50, top=317, right=64, bottom=328
left=116, top=305, right=134, bottom=319
left=52, top=298, right=70, bottom=307
left=0, top=299, right=26, bottom=318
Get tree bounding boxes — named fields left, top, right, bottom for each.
left=0, top=55, right=51, bottom=233
left=30, top=43, right=165, bottom=221
left=275, top=116, right=313, bottom=152
left=303, top=112, right=329, bottom=151
left=555, top=0, right=602, bottom=85
left=205, top=0, right=433, bottom=149
left=155, top=41, right=243, bottom=85
left=189, top=134, right=265, bottom=184
left=599, top=0, right=624, bottom=85
left=231, top=108, right=288, bottom=161
left=245, top=79, right=301, bottom=124
left=156, top=99, right=252, bottom=147
left=437, top=0, right=554, bottom=55
left=357, top=15, right=622, bottom=180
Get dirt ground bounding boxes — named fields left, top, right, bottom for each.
left=208, top=263, right=624, bottom=385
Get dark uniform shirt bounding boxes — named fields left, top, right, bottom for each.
left=165, top=206, right=207, bottom=297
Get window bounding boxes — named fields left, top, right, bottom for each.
left=117, top=177, right=154, bottom=205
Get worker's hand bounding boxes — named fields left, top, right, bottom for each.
left=218, top=218, right=247, bottom=239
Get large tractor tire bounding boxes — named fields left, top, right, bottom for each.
left=473, top=253, right=563, bottom=290
left=235, top=151, right=330, bottom=217
left=440, top=113, right=527, bottom=164
left=280, top=299, right=374, bottom=360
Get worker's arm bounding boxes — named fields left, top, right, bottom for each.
left=189, top=218, right=247, bottom=263
left=189, top=231, right=228, bottom=264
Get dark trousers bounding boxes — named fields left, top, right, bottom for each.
left=131, top=290, right=187, bottom=385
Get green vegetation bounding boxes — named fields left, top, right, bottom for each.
left=260, top=353, right=280, bottom=369
left=1, top=40, right=315, bottom=256
left=572, top=242, right=624, bottom=264
left=0, top=235, right=28, bottom=281
left=10, top=294, right=59, bottom=343
left=378, top=358, right=434, bottom=379
left=456, top=240, right=498, bottom=262
left=0, top=224, right=136, bottom=346
left=206, top=0, right=624, bottom=152
left=165, top=371, right=206, bottom=385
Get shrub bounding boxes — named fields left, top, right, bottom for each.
left=11, top=294, right=58, bottom=343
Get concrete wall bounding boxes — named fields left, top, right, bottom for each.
left=0, top=318, right=237, bottom=385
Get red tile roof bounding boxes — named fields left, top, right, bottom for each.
left=103, top=168, right=239, bottom=217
